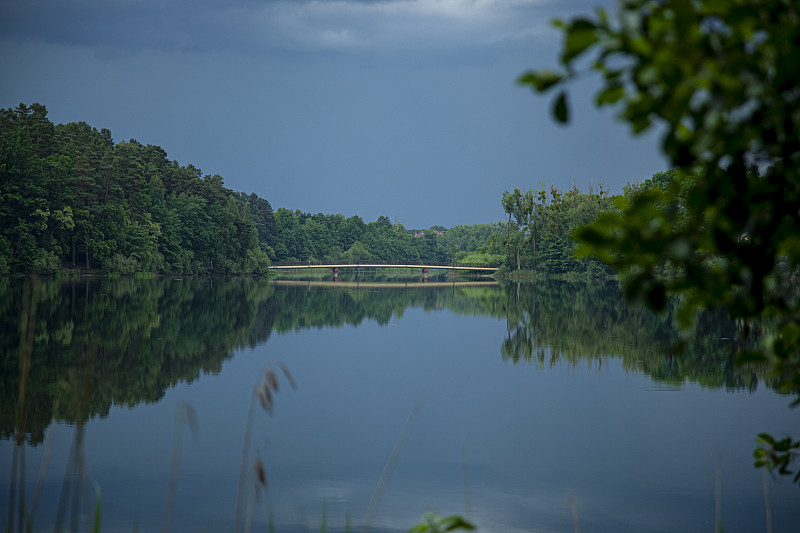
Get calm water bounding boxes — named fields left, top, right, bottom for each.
left=1, top=276, right=798, bottom=533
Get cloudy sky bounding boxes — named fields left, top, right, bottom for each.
left=0, top=0, right=667, bottom=228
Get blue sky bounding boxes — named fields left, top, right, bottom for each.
left=0, top=0, right=668, bottom=228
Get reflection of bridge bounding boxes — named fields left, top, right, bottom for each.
left=271, top=280, right=499, bottom=289
left=269, top=262, right=499, bottom=273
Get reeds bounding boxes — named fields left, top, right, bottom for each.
left=569, top=494, right=580, bottom=533
left=234, top=364, right=296, bottom=533
left=7, top=277, right=39, bottom=533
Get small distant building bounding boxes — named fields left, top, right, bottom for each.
left=413, top=230, right=443, bottom=238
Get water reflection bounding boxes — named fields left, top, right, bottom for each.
left=497, top=280, right=772, bottom=393
left=1, top=276, right=792, bottom=532
left=269, top=278, right=774, bottom=394
left=0, top=277, right=777, bottom=445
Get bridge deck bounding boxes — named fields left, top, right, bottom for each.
left=269, top=263, right=498, bottom=272
left=271, top=280, right=500, bottom=289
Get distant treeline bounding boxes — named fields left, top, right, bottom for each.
left=271, top=209, right=502, bottom=266
left=0, top=103, right=503, bottom=275
left=492, top=171, right=684, bottom=277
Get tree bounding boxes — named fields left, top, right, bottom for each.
left=519, top=0, right=800, bottom=482
left=246, top=193, right=278, bottom=247
left=341, top=215, right=365, bottom=250
left=501, top=188, right=533, bottom=270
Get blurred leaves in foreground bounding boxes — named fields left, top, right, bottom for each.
left=519, top=0, right=800, bottom=482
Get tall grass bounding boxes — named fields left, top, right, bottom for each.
left=235, top=365, right=296, bottom=533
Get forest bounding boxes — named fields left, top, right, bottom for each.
left=2, top=102, right=675, bottom=279
left=1, top=102, right=724, bottom=280
left=494, top=183, right=617, bottom=276
left=0, top=103, right=508, bottom=276
left=493, top=170, right=690, bottom=277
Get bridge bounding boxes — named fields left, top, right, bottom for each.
left=269, top=262, right=499, bottom=273
left=271, top=280, right=500, bottom=289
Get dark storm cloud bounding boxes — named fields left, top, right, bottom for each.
left=0, top=0, right=251, bottom=52
left=0, top=0, right=666, bottom=228
left=0, top=0, right=554, bottom=55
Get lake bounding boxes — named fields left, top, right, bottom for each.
left=2, top=276, right=798, bottom=533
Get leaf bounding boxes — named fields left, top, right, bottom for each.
left=517, top=69, right=563, bottom=92
left=440, top=516, right=476, bottom=532
left=757, top=433, right=776, bottom=446
left=573, top=226, right=609, bottom=246
left=596, top=84, right=625, bottom=105
left=561, top=19, right=599, bottom=63
left=571, top=18, right=597, bottom=31
left=553, top=91, right=569, bottom=123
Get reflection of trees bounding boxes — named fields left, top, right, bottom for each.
left=2, top=277, right=777, bottom=447
left=260, top=280, right=776, bottom=393
left=0, top=277, right=276, bottom=445
left=497, top=280, right=775, bottom=393
left=268, top=282, right=503, bottom=331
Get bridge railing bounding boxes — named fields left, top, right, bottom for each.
left=270, top=260, right=501, bottom=269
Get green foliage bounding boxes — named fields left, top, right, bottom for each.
left=271, top=210, right=502, bottom=267
left=497, top=183, right=615, bottom=276
left=2, top=103, right=501, bottom=275
left=244, top=248, right=271, bottom=275
left=754, top=433, right=800, bottom=484
left=30, top=248, right=60, bottom=275
left=520, top=0, right=800, bottom=482
left=0, top=104, right=278, bottom=275
left=408, top=512, right=475, bottom=533
left=104, top=253, right=138, bottom=275
left=457, top=252, right=504, bottom=265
